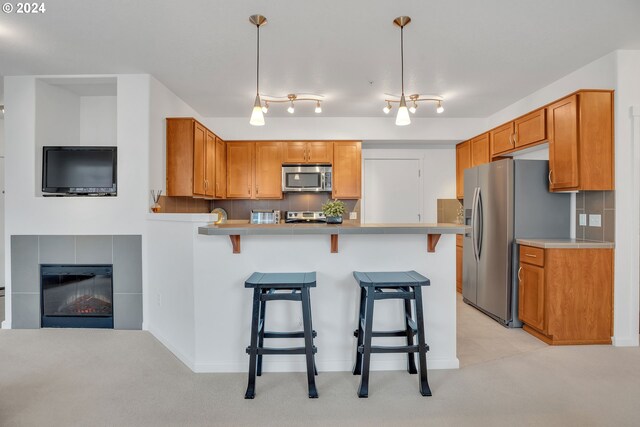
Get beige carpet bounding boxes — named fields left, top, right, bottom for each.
left=0, top=298, right=639, bottom=426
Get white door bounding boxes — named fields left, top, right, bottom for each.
left=363, top=158, right=422, bottom=223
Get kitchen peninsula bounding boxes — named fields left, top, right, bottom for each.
left=147, top=214, right=466, bottom=373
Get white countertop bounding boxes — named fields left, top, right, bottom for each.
left=516, top=238, right=615, bottom=249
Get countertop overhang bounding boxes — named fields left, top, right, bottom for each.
left=198, top=222, right=468, bottom=254
left=516, top=238, right=615, bottom=249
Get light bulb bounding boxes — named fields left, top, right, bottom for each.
left=436, top=101, right=444, bottom=114
left=383, top=102, right=391, bottom=114
left=395, top=95, right=411, bottom=126
left=262, top=101, right=269, bottom=114
left=250, top=94, right=265, bottom=126
left=287, top=102, right=295, bottom=114
left=409, top=102, right=417, bottom=114
left=315, top=101, right=322, bottom=114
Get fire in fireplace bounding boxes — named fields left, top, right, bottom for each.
left=41, top=265, right=113, bottom=328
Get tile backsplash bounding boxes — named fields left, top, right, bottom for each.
left=437, top=199, right=464, bottom=224
left=575, top=191, right=615, bottom=242
left=213, top=193, right=360, bottom=221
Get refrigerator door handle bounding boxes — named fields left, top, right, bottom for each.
left=476, top=188, right=483, bottom=259
left=471, top=187, right=479, bottom=262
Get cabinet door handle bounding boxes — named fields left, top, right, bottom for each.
left=509, top=133, right=514, bottom=145
left=548, top=169, right=554, bottom=185
left=247, top=185, right=251, bottom=195
left=513, top=132, right=518, bottom=145
left=308, top=150, right=311, bottom=162
left=518, top=266, right=523, bottom=282
left=204, top=180, right=208, bottom=190
left=256, top=185, right=259, bottom=195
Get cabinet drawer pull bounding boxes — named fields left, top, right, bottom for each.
left=518, top=266, right=523, bottom=282
left=524, top=254, right=537, bottom=258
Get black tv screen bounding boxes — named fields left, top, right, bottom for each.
left=42, top=146, right=117, bottom=196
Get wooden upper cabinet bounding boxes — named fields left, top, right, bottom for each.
left=471, top=133, right=490, bottom=167
left=547, top=91, right=614, bottom=191
left=490, top=123, right=514, bottom=157
left=456, top=141, right=471, bottom=199
left=167, top=118, right=218, bottom=199
left=254, top=142, right=283, bottom=199
left=226, top=142, right=254, bottom=199
left=307, top=141, right=333, bottom=163
left=514, top=108, right=546, bottom=148
left=332, top=141, right=361, bottom=199
left=204, top=131, right=216, bottom=198
left=214, top=138, right=226, bottom=199
left=283, top=141, right=333, bottom=164
left=283, top=141, right=307, bottom=163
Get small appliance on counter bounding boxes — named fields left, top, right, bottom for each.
left=250, top=209, right=280, bottom=225
left=285, top=211, right=327, bottom=223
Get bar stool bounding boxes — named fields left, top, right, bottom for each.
left=352, top=271, right=432, bottom=397
left=244, top=272, right=318, bottom=399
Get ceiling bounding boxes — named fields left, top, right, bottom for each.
left=1, top=0, right=640, bottom=118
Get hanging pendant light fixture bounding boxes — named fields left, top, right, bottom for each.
left=384, top=16, right=445, bottom=125
left=248, top=14, right=325, bottom=123
left=249, top=14, right=266, bottom=126
left=395, top=16, right=411, bottom=126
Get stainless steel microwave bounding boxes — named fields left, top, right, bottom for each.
left=282, top=165, right=332, bottom=192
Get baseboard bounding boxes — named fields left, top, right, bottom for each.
left=1, top=320, right=10, bottom=329
left=194, top=357, right=459, bottom=373
left=148, top=328, right=196, bottom=371
left=612, top=335, right=640, bottom=347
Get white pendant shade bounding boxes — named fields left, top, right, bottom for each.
left=250, top=94, right=265, bottom=126
left=395, top=95, right=411, bottom=126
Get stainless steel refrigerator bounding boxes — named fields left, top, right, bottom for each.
left=462, top=159, right=570, bottom=327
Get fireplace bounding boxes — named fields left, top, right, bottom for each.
left=40, top=265, right=114, bottom=328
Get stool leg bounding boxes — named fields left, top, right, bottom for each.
left=301, top=287, right=319, bottom=398
left=358, top=287, right=375, bottom=398
left=352, top=286, right=366, bottom=375
left=404, top=290, right=418, bottom=375
left=245, top=287, right=261, bottom=399
left=306, top=291, right=318, bottom=376
left=413, top=286, right=432, bottom=397
left=256, top=289, right=267, bottom=376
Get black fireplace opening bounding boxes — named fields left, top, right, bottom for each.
left=40, top=265, right=114, bottom=328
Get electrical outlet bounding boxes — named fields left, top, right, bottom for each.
left=588, top=214, right=602, bottom=227
left=579, top=214, right=587, bottom=226
left=156, top=293, right=162, bottom=307
left=349, top=211, right=358, bottom=220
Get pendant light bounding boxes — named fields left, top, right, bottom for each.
left=395, top=16, right=411, bottom=126
left=383, top=16, right=445, bottom=123
left=249, top=14, right=266, bottom=126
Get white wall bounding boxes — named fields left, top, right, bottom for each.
left=79, top=96, right=117, bottom=146
left=148, top=76, right=203, bottom=193
left=484, top=50, right=640, bottom=346
left=362, top=147, right=456, bottom=223
left=202, top=116, right=485, bottom=142
left=2, top=74, right=151, bottom=329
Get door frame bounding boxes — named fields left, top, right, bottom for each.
left=361, top=151, right=425, bottom=224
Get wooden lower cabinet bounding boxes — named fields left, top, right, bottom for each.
left=455, top=235, right=463, bottom=293
left=518, top=245, right=613, bottom=345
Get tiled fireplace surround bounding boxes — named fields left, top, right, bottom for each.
left=11, top=235, right=142, bottom=329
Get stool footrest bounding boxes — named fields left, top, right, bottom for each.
left=247, top=346, right=318, bottom=355
left=373, top=290, right=415, bottom=300
left=358, top=344, right=429, bottom=354
left=260, top=293, right=301, bottom=302
left=264, top=330, right=317, bottom=339
left=354, top=328, right=415, bottom=338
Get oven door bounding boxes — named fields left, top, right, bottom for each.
left=282, top=166, right=329, bottom=192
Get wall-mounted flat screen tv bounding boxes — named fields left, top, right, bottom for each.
left=42, top=146, right=117, bottom=196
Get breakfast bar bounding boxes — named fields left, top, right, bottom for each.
left=147, top=215, right=466, bottom=374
